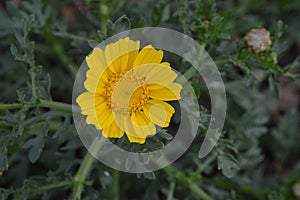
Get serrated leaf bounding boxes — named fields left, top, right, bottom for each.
left=113, top=15, right=131, bottom=32
left=53, top=117, right=69, bottom=143
left=23, top=123, right=49, bottom=163
left=0, top=110, right=19, bottom=125
left=217, top=155, right=240, bottom=178
left=13, top=28, right=25, bottom=47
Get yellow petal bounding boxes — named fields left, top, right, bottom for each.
left=127, top=135, right=146, bottom=144
left=148, top=83, right=182, bottom=101
left=131, top=111, right=156, bottom=138
left=131, top=111, right=151, bottom=126
left=111, top=112, right=126, bottom=131
left=133, top=45, right=163, bottom=67
left=123, top=114, right=136, bottom=136
left=105, top=37, right=140, bottom=73
left=161, top=62, right=171, bottom=67
left=102, top=121, right=124, bottom=138
left=76, top=92, right=103, bottom=129
left=85, top=47, right=110, bottom=93
left=132, top=63, right=177, bottom=86
left=86, top=114, right=101, bottom=129
left=84, top=69, right=108, bottom=93
left=144, top=100, right=175, bottom=127
left=95, top=103, right=114, bottom=128
left=86, top=47, right=107, bottom=71
left=123, top=114, right=153, bottom=144
left=76, top=92, right=97, bottom=112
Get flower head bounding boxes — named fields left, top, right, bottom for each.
left=76, top=37, right=182, bottom=144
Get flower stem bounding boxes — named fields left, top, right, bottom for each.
left=111, top=170, right=120, bottom=200
left=71, top=140, right=104, bottom=200
left=39, top=99, right=74, bottom=112
left=167, top=181, right=176, bottom=200
left=0, top=103, right=23, bottom=110
left=164, top=165, right=213, bottom=200
left=0, top=100, right=76, bottom=113
left=30, top=69, right=37, bottom=97
left=72, top=152, right=96, bottom=200
left=183, top=67, right=197, bottom=80
left=39, top=181, right=71, bottom=191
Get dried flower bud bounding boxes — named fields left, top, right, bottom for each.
left=245, top=27, right=272, bottom=53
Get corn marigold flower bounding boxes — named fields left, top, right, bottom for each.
left=76, top=37, right=182, bottom=144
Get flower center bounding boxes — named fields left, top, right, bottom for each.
left=105, top=69, right=149, bottom=115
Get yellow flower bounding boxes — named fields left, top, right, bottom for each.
left=76, top=37, right=182, bottom=144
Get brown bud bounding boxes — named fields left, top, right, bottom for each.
left=245, top=27, right=272, bottom=53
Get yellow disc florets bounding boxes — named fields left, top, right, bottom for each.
left=105, top=69, right=150, bottom=115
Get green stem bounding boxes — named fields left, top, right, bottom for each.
left=71, top=140, right=104, bottom=200
left=167, top=181, right=176, bottom=200
left=0, top=103, right=23, bottom=110
left=111, top=170, right=120, bottom=200
left=72, top=153, right=95, bottom=200
left=53, top=31, right=87, bottom=42
left=183, top=67, right=197, bottom=80
left=39, top=181, right=71, bottom=191
left=186, top=179, right=213, bottom=200
left=0, top=100, right=77, bottom=113
left=196, top=152, right=218, bottom=174
left=30, top=69, right=37, bottom=97
left=164, top=165, right=213, bottom=200
left=214, top=58, right=229, bottom=66
left=39, top=99, right=74, bottom=112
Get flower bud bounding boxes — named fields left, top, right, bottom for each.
left=245, top=27, right=272, bottom=53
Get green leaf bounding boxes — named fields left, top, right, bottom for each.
left=268, top=76, right=280, bottom=99
left=245, top=126, right=268, bottom=137
left=23, top=122, right=49, bottom=163
left=10, top=44, right=18, bottom=57
left=217, top=154, right=240, bottom=178
left=158, top=129, right=173, bottom=140
left=28, top=145, right=41, bottom=164
left=0, top=145, right=8, bottom=172
left=88, top=40, right=99, bottom=48
left=53, top=117, right=70, bottom=143
left=106, top=15, right=131, bottom=36
left=142, top=172, right=156, bottom=180
left=228, top=56, right=251, bottom=76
